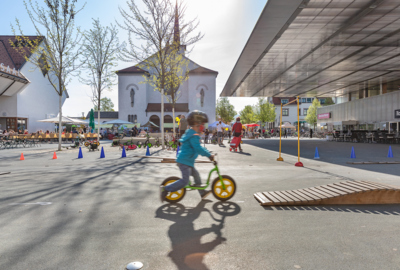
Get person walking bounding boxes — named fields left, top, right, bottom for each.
left=204, top=129, right=209, bottom=144
left=179, top=115, right=188, bottom=139
left=310, top=128, right=313, bottom=138
left=216, top=118, right=224, bottom=146
left=284, top=128, right=287, bottom=138
left=232, top=117, right=243, bottom=152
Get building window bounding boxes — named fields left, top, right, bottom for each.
left=128, top=115, right=131, bottom=122
left=303, top=108, right=308, bottom=116
left=306, top=98, right=312, bottom=103
left=282, top=109, right=289, bottom=116
left=301, top=98, right=306, bottom=103
left=319, top=98, right=325, bottom=104
left=132, top=115, right=137, bottom=123
left=281, top=99, right=289, bottom=104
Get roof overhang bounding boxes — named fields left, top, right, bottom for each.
left=221, top=0, right=400, bottom=98
left=0, top=71, right=29, bottom=96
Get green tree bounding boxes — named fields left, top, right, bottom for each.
left=11, top=0, right=85, bottom=151
left=305, top=98, right=321, bottom=130
left=240, top=105, right=258, bottom=124
left=255, top=98, right=276, bottom=127
left=322, top=97, right=335, bottom=106
left=216, top=98, right=236, bottom=124
left=94, top=97, right=115, bottom=111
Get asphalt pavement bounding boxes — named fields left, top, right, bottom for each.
left=0, top=138, right=399, bottom=270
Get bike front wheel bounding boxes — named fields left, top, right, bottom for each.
left=211, top=175, right=236, bottom=201
left=162, top=177, right=186, bottom=203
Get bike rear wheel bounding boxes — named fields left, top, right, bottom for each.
left=161, top=177, right=186, bottom=203
left=211, top=175, right=236, bottom=201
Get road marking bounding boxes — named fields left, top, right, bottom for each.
left=9, top=202, right=52, bottom=206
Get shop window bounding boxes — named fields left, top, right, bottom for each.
left=303, top=108, right=308, bottom=116
left=282, top=109, right=289, bottom=116
left=281, top=99, right=289, bottom=104
left=306, top=98, right=312, bottom=103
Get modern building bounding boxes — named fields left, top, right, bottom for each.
left=0, top=35, right=67, bottom=132
left=221, top=0, right=400, bottom=133
left=269, top=97, right=329, bottom=129
left=117, top=8, right=217, bottom=129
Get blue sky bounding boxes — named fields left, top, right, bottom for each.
left=1, top=0, right=268, bottom=117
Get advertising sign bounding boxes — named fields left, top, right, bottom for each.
left=317, top=112, right=331, bottom=120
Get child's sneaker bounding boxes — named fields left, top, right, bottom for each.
left=160, top=185, right=168, bottom=203
left=201, top=190, right=212, bottom=200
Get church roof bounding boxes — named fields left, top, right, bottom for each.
left=189, top=66, right=218, bottom=75
left=146, top=103, right=189, bottom=113
left=117, top=66, right=148, bottom=74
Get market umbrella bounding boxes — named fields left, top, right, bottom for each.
left=89, top=109, right=95, bottom=130
left=103, top=119, right=133, bottom=125
left=245, top=123, right=260, bottom=127
left=142, top=121, right=159, bottom=128
left=279, top=123, right=296, bottom=129
left=37, top=116, right=75, bottom=124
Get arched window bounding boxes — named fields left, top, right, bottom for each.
left=128, top=115, right=131, bottom=122
left=164, top=115, right=173, bottom=123
left=150, top=115, right=160, bottom=127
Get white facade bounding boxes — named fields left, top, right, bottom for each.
left=0, top=38, right=67, bottom=132
left=117, top=60, right=217, bottom=128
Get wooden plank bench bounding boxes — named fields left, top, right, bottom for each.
left=254, top=181, right=400, bottom=206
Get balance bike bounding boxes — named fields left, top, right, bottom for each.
left=161, top=155, right=237, bottom=203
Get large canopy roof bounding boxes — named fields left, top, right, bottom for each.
left=221, top=0, right=400, bottom=98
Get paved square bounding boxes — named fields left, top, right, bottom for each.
left=1, top=139, right=400, bottom=269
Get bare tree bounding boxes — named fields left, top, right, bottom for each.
left=11, top=0, right=85, bottom=151
left=117, top=0, right=203, bottom=148
left=80, top=19, right=120, bottom=141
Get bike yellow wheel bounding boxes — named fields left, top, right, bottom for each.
left=212, top=175, right=236, bottom=201
left=162, top=177, right=186, bottom=203
left=84, top=142, right=90, bottom=147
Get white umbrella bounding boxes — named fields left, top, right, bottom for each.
left=66, top=117, right=87, bottom=124
left=103, top=119, right=133, bottom=125
left=280, top=123, right=296, bottom=129
left=38, top=116, right=75, bottom=124
left=82, top=119, right=99, bottom=125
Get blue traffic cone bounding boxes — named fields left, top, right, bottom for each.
left=78, top=147, right=83, bottom=159
left=121, top=146, right=126, bottom=158
left=388, top=146, right=393, bottom=158
left=176, top=145, right=179, bottom=157
left=146, top=145, right=150, bottom=156
left=314, top=147, right=320, bottom=159
left=350, top=147, right=356, bottom=159
left=100, top=147, right=105, bottom=158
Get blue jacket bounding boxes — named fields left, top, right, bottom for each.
left=176, top=129, right=211, bottom=167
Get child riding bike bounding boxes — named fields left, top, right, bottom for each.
left=160, top=110, right=215, bottom=202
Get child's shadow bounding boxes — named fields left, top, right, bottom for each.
left=155, top=200, right=241, bottom=270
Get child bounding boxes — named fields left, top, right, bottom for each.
left=160, top=110, right=214, bottom=202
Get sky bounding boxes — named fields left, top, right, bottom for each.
left=0, top=0, right=268, bottom=117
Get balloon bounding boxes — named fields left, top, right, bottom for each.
left=225, top=128, right=228, bottom=131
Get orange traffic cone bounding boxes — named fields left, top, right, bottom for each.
left=53, top=152, right=57, bottom=159
left=20, top=153, right=25, bottom=160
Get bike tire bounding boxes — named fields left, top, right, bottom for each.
left=211, top=175, right=236, bottom=201
left=161, top=177, right=186, bottom=203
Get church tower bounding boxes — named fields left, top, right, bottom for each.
left=173, top=1, right=186, bottom=54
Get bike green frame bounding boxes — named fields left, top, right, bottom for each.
left=184, top=163, right=226, bottom=190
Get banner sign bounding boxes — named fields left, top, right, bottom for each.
left=317, top=112, right=331, bottom=120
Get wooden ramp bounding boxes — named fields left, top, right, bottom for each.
left=254, top=181, right=400, bottom=206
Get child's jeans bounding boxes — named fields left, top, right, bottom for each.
left=164, top=163, right=206, bottom=196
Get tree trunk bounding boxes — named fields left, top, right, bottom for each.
left=161, top=88, right=165, bottom=149
left=172, top=105, right=176, bottom=138
left=58, top=94, right=62, bottom=151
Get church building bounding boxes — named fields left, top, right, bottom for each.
left=117, top=10, right=217, bottom=129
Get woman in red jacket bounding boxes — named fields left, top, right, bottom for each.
left=232, top=117, right=243, bottom=152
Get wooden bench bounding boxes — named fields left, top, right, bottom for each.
left=254, top=181, right=400, bottom=206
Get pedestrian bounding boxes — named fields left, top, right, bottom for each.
left=216, top=118, right=224, bottom=146
left=160, top=110, right=214, bottom=202
left=284, top=129, right=287, bottom=138
left=232, top=117, right=243, bottom=152
left=310, top=128, right=313, bottom=138
left=179, top=115, right=188, bottom=138
left=204, top=129, right=209, bottom=144
left=228, top=129, right=231, bottom=141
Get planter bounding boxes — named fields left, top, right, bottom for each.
left=326, top=135, right=333, bottom=141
